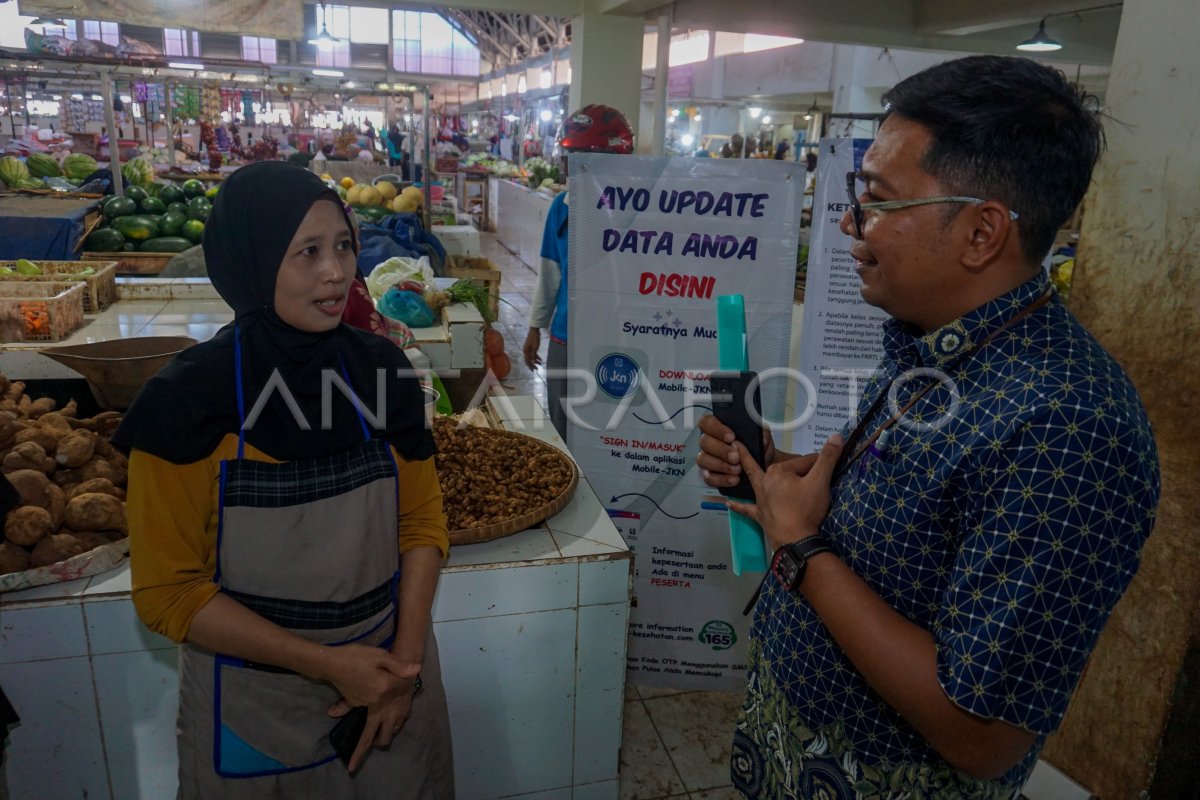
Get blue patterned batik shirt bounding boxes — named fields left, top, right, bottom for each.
left=732, top=274, right=1160, bottom=799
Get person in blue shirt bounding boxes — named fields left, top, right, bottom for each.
left=698, top=55, right=1160, bottom=799
left=522, top=104, right=634, bottom=437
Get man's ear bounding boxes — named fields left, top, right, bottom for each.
left=960, top=202, right=1015, bottom=271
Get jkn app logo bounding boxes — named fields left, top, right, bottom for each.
left=698, top=620, right=737, bottom=651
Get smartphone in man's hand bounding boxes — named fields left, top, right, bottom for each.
left=708, top=371, right=765, bottom=502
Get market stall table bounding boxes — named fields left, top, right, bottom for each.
left=0, top=395, right=633, bottom=800
left=0, top=193, right=101, bottom=261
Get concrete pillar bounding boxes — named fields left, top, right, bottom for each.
left=1037, top=0, right=1200, bottom=796
left=650, top=10, right=671, bottom=155
left=568, top=11, right=643, bottom=139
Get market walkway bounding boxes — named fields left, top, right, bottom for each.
left=480, top=232, right=743, bottom=799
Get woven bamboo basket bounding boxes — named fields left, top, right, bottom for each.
left=444, top=425, right=580, bottom=546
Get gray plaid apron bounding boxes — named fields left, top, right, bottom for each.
left=175, top=329, right=454, bottom=799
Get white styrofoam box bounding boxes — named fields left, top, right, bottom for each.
left=573, top=604, right=630, bottom=785
left=0, top=656, right=112, bottom=800
left=437, top=609, right=576, bottom=799
left=436, top=224, right=482, bottom=258
left=449, top=320, right=485, bottom=369
left=92, top=648, right=180, bottom=800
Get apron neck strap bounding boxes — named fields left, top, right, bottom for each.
left=234, top=324, right=247, bottom=460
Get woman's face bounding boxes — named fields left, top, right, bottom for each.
left=273, top=199, right=356, bottom=332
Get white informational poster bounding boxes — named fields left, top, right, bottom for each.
left=794, top=138, right=890, bottom=455
left=566, top=153, right=803, bottom=690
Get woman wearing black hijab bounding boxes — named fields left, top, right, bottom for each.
left=115, top=161, right=454, bottom=797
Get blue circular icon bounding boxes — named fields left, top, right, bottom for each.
left=596, top=352, right=641, bottom=399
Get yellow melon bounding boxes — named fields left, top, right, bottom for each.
left=374, top=180, right=397, bottom=202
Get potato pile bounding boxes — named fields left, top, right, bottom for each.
left=0, top=373, right=127, bottom=576
left=432, top=416, right=576, bottom=533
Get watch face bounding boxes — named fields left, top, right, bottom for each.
left=773, top=550, right=800, bottom=589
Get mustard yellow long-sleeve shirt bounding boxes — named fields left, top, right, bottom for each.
left=128, top=433, right=448, bottom=643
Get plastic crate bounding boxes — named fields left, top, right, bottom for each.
left=0, top=281, right=86, bottom=343
left=80, top=251, right=175, bottom=276
left=0, top=261, right=117, bottom=313
left=434, top=156, right=459, bottom=174
left=446, top=256, right=502, bottom=321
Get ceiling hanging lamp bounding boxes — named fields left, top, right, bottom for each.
left=804, top=96, right=818, bottom=121
left=308, top=2, right=342, bottom=51
left=1016, top=19, right=1062, bottom=52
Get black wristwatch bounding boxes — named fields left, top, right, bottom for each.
left=771, top=536, right=834, bottom=592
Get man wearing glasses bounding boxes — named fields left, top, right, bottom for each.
left=698, top=55, right=1159, bottom=798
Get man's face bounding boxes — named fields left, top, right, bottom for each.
left=839, top=115, right=967, bottom=332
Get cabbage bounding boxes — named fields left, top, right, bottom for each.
left=366, top=256, right=434, bottom=301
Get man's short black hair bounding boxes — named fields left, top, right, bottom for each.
left=881, top=55, right=1104, bottom=265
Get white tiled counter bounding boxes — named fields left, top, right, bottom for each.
left=0, top=395, right=632, bottom=800
left=0, top=278, right=482, bottom=379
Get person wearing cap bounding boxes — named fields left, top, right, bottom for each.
left=522, top=104, right=634, bottom=437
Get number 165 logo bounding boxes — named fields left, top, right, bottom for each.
left=698, top=620, right=737, bottom=651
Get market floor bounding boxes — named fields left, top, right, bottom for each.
left=479, top=232, right=744, bottom=799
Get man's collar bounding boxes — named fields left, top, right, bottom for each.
left=882, top=272, right=1051, bottom=368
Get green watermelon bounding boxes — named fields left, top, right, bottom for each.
left=181, top=219, right=205, bottom=244
left=62, top=153, right=98, bottom=181
left=122, top=157, right=155, bottom=188
left=139, top=196, right=166, bottom=215
left=181, top=178, right=206, bottom=198
left=110, top=214, right=161, bottom=241
left=103, top=196, right=138, bottom=219
left=187, top=196, right=211, bottom=221
left=15, top=178, right=45, bottom=190
left=85, top=228, right=126, bottom=252
left=122, top=242, right=137, bottom=251
left=26, top=153, right=61, bottom=178
left=166, top=201, right=188, bottom=215
left=158, top=210, right=187, bottom=236
left=0, top=156, right=30, bottom=187
left=140, top=236, right=193, bottom=253
left=160, top=184, right=185, bottom=205
left=124, top=185, right=148, bottom=203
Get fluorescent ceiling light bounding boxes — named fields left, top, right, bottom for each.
left=762, top=115, right=771, bottom=124
left=539, top=109, right=552, bottom=122
left=749, top=107, right=762, bottom=119
left=680, top=133, right=695, bottom=147
left=694, top=114, right=702, bottom=122
left=312, top=69, right=344, bottom=77
left=169, top=62, right=203, bottom=70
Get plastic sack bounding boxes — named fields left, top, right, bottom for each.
left=378, top=285, right=436, bottom=328
left=366, top=256, right=433, bottom=301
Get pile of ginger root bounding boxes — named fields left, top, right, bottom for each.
left=0, top=373, right=128, bottom=576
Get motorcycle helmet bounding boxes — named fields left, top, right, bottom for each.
left=558, top=104, right=634, bottom=154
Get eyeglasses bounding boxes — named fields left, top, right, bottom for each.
left=844, top=171, right=1019, bottom=239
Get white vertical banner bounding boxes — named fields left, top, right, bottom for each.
left=794, top=138, right=889, bottom=455
left=567, top=153, right=802, bottom=690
